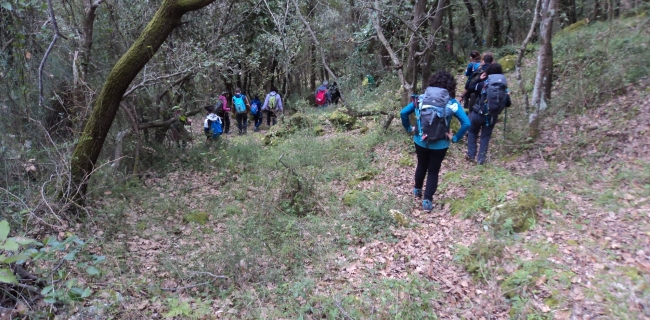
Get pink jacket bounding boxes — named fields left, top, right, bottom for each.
left=219, top=95, right=230, bottom=112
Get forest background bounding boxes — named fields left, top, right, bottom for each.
left=1, top=0, right=649, bottom=318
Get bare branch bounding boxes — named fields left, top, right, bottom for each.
left=291, top=0, right=337, bottom=81
left=39, top=0, right=63, bottom=110
left=123, top=70, right=193, bottom=98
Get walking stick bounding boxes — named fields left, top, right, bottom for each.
left=503, top=106, right=508, bottom=140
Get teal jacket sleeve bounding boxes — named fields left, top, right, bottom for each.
left=400, top=102, right=415, bottom=132
left=452, top=104, right=470, bottom=143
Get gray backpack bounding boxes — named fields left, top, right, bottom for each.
left=416, top=87, right=454, bottom=143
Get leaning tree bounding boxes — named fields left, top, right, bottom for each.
left=68, top=0, right=218, bottom=203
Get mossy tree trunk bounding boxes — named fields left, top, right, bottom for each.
left=69, top=0, right=216, bottom=202
left=485, top=0, right=502, bottom=48
left=463, top=0, right=480, bottom=45
left=529, top=0, right=557, bottom=139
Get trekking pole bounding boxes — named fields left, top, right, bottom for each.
left=503, top=106, right=507, bottom=140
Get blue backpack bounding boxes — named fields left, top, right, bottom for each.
left=233, top=95, right=246, bottom=114
left=210, top=119, right=223, bottom=138
left=250, top=101, right=259, bottom=115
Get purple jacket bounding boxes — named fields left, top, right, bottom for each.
left=262, top=91, right=283, bottom=112
left=219, top=95, right=230, bottom=112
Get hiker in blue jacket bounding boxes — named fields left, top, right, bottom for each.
left=459, top=51, right=481, bottom=104
left=466, top=63, right=511, bottom=165
left=401, top=71, right=471, bottom=212
left=250, top=95, right=263, bottom=132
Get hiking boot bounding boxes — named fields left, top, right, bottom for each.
left=253, top=127, right=260, bottom=132
left=465, top=156, right=476, bottom=164
left=422, top=200, right=433, bottom=212
left=413, top=188, right=423, bottom=199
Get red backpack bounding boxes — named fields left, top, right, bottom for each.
left=315, top=90, right=327, bottom=105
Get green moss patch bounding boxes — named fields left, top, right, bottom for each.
left=343, top=190, right=361, bottom=206
left=329, top=108, right=357, bottom=131
left=347, top=169, right=378, bottom=188
left=498, top=54, right=517, bottom=73
left=183, top=211, right=209, bottom=225
left=313, top=125, right=325, bottom=136
left=487, top=194, right=544, bottom=233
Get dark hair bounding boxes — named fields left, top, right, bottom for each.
left=485, top=63, right=503, bottom=76
left=204, top=105, right=214, bottom=113
left=270, top=86, right=278, bottom=92
left=427, top=71, right=457, bottom=98
left=235, top=87, right=241, bottom=93
left=482, top=52, right=494, bottom=64
left=470, top=50, right=480, bottom=60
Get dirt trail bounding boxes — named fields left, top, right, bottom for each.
left=328, top=85, right=650, bottom=318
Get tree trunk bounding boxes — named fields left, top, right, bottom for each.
left=422, top=0, right=448, bottom=90
left=560, top=0, right=577, bottom=23
left=406, top=0, right=427, bottom=93
left=448, top=6, right=454, bottom=57
left=370, top=0, right=411, bottom=101
left=72, top=0, right=105, bottom=129
left=485, top=0, right=501, bottom=47
left=529, top=0, right=557, bottom=139
left=463, top=0, right=480, bottom=45
left=504, top=4, right=513, bottom=45
left=69, top=0, right=217, bottom=202
left=592, top=0, right=601, bottom=21
left=310, top=44, right=316, bottom=91
left=516, top=0, right=541, bottom=115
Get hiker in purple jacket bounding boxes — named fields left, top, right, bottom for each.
left=217, top=92, right=231, bottom=134
left=262, top=86, right=283, bottom=127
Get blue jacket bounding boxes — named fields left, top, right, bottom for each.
left=465, top=61, right=481, bottom=78
left=400, top=97, right=470, bottom=150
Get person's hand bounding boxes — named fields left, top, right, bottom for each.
left=480, top=72, right=487, bottom=80
left=446, top=130, right=453, bottom=140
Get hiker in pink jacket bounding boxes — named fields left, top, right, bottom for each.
left=217, top=92, right=231, bottom=134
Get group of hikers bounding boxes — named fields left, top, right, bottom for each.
left=187, top=50, right=510, bottom=213
left=197, top=81, right=343, bottom=141
left=201, top=85, right=284, bottom=137
left=400, top=50, right=511, bottom=211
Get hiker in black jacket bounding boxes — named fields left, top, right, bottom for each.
left=461, top=52, right=494, bottom=111
left=466, top=63, right=511, bottom=165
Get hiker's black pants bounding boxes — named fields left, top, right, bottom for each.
left=236, top=113, right=248, bottom=133
left=217, top=112, right=230, bottom=133
left=253, top=112, right=262, bottom=129
left=266, top=110, right=277, bottom=126
left=467, top=111, right=496, bottom=165
left=414, top=144, right=448, bottom=201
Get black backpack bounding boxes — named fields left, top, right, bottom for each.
left=473, top=74, right=508, bottom=117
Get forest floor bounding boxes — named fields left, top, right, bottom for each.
left=54, top=79, right=650, bottom=320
